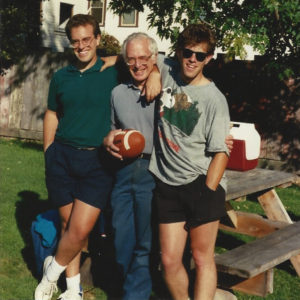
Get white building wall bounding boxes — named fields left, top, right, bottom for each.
left=40, top=0, right=172, bottom=54
left=102, top=6, right=172, bottom=54
left=41, top=0, right=89, bottom=52
left=40, top=0, right=256, bottom=59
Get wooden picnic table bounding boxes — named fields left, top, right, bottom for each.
left=216, top=167, right=300, bottom=297
left=80, top=167, right=299, bottom=297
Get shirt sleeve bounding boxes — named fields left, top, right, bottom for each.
left=156, top=54, right=165, bottom=72
left=205, top=94, right=230, bottom=156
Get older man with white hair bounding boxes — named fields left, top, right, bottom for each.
left=103, top=32, right=160, bottom=300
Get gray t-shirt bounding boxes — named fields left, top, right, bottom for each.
left=110, top=82, right=156, bottom=154
left=149, top=57, right=230, bottom=189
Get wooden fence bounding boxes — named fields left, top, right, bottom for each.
left=0, top=50, right=70, bottom=140
left=0, top=52, right=299, bottom=172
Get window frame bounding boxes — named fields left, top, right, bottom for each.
left=119, top=10, right=139, bottom=27
left=89, top=0, right=106, bottom=27
left=58, top=2, right=74, bottom=28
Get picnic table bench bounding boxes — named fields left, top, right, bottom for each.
left=216, top=168, right=299, bottom=297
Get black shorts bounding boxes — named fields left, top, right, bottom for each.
left=154, top=175, right=226, bottom=230
left=45, top=141, right=113, bottom=209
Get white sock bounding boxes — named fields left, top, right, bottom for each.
left=66, top=273, right=81, bottom=291
left=45, top=257, right=67, bottom=282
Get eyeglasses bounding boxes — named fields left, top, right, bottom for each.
left=182, top=48, right=207, bottom=62
left=126, top=55, right=153, bottom=66
left=70, top=36, right=95, bottom=48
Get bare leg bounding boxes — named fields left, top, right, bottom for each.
left=58, top=203, right=81, bottom=279
left=190, top=220, right=219, bottom=300
left=55, top=199, right=100, bottom=267
left=159, top=222, right=189, bottom=300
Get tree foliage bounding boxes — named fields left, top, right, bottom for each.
left=98, top=32, right=121, bottom=56
left=109, top=0, right=300, bottom=79
left=0, top=0, right=41, bottom=75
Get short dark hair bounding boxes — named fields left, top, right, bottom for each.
left=175, top=23, right=216, bottom=55
left=65, top=14, right=101, bottom=41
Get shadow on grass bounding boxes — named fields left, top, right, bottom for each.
left=216, top=230, right=247, bottom=251
left=15, top=190, right=51, bottom=278
left=286, top=211, right=300, bottom=222
left=81, top=214, right=171, bottom=300
left=20, top=141, right=43, bottom=152
left=3, top=138, right=43, bottom=152
left=86, top=222, right=171, bottom=299
left=86, top=231, right=123, bottom=300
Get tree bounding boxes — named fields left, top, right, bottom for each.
left=109, top=0, right=300, bottom=79
left=0, top=0, right=41, bottom=75
left=98, top=32, right=121, bottom=56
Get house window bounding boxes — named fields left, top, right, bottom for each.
left=59, top=2, right=73, bottom=26
left=90, top=0, right=106, bottom=26
left=119, top=10, right=138, bottom=27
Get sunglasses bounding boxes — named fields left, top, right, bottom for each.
left=182, top=48, right=207, bottom=62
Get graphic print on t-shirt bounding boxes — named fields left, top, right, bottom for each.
left=159, top=87, right=200, bottom=136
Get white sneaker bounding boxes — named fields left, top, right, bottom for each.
left=57, top=286, right=83, bottom=300
left=34, top=256, right=58, bottom=300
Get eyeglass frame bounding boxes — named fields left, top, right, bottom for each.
left=182, top=48, right=208, bottom=62
left=125, top=54, right=154, bottom=66
left=70, top=36, right=96, bottom=48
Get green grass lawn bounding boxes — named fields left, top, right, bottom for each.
left=1, top=137, right=300, bottom=300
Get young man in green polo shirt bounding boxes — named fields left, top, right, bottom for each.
left=34, top=14, right=117, bottom=300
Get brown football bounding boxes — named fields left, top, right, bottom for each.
left=113, top=129, right=145, bottom=158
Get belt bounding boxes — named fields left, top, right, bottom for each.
left=76, top=147, right=97, bottom=151
left=138, top=153, right=151, bottom=160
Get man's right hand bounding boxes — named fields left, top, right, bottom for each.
left=103, top=129, right=123, bottom=160
left=44, top=142, right=54, bottom=153
left=43, top=109, right=58, bottom=152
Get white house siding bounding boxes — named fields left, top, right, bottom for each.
left=41, top=0, right=89, bottom=52
left=40, top=0, right=172, bottom=54
left=40, top=0, right=256, bottom=58
left=102, top=6, right=172, bottom=54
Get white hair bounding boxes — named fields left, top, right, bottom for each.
left=121, top=32, right=158, bottom=60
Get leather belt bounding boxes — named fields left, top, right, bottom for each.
left=139, top=153, right=151, bottom=160
left=76, top=147, right=97, bottom=151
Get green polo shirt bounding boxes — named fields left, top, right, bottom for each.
left=48, top=57, right=118, bottom=148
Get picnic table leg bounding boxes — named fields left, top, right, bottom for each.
left=258, top=189, right=300, bottom=276
left=257, top=189, right=292, bottom=223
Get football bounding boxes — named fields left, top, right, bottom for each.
left=113, top=129, right=145, bottom=158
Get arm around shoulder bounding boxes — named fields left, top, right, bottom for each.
left=143, top=64, right=162, bottom=102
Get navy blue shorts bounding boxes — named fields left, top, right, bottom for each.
left=154, top=175, right=226, bottom=229
left=45, top=141, right=113, bottom=209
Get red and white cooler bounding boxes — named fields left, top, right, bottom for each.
left=227, top=122, right=261, bottom=171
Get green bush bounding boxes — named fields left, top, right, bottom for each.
left=98, top=32, right=121, bottom=56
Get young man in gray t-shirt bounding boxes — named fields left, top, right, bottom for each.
left=149, top=24, right=230, bottom=300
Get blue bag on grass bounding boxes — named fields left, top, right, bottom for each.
left=31, top=209, right=60, bottom=277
